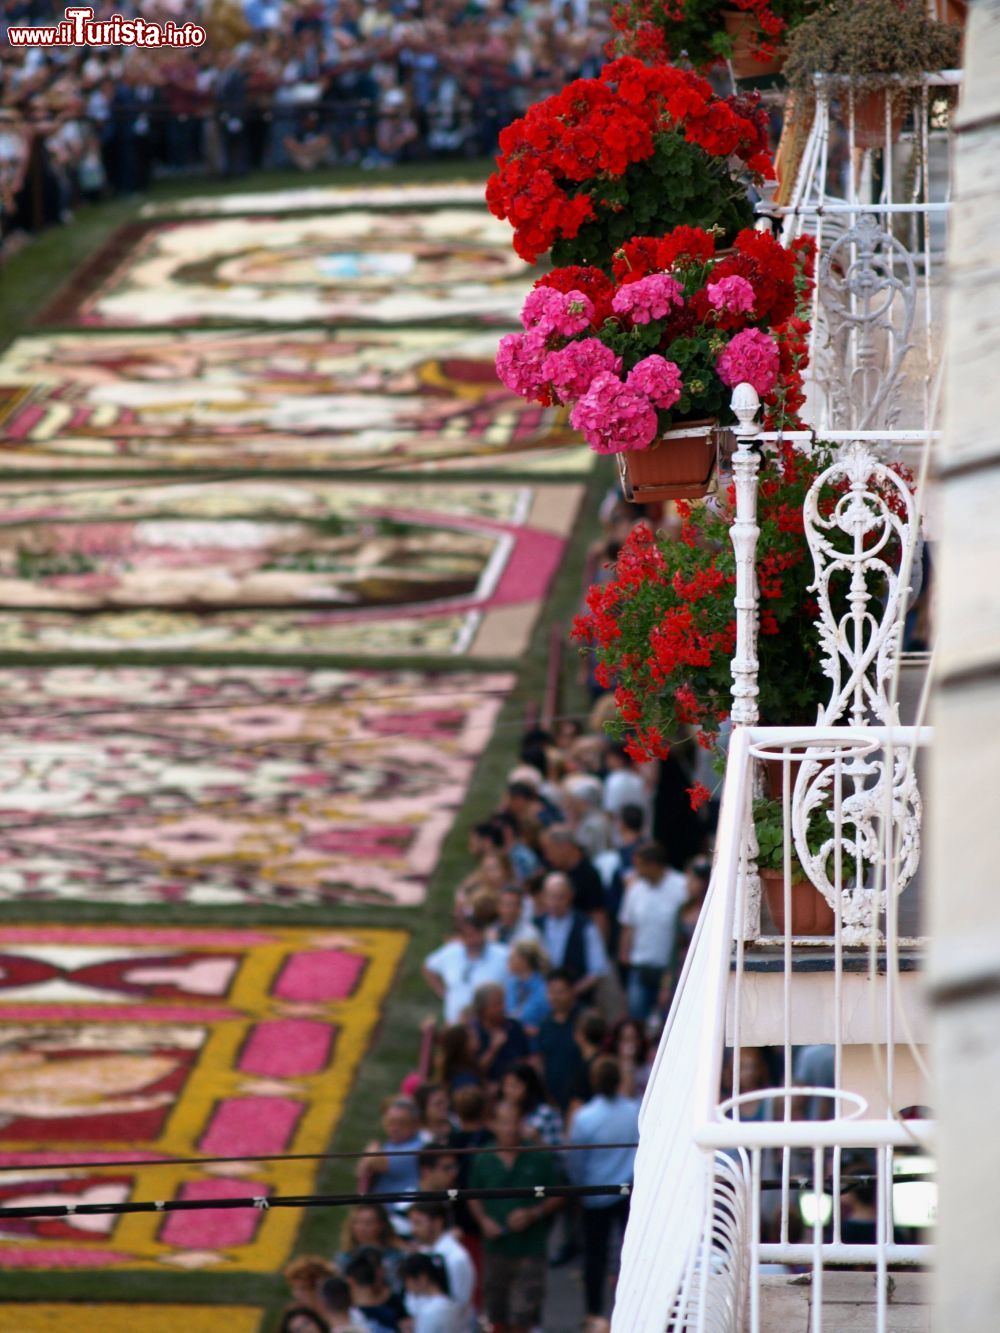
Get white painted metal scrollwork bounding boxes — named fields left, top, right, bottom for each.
left=791, top=441, right=922, bottom=942
left=819, top=215, right=917, bottom=432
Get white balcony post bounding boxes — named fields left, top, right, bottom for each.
left=729, top=383, right=763, bottom=942
left=729, top=383, right=763, bottom=726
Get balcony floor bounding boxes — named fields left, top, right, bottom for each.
left=756, top=1271, right=930, bottom=1331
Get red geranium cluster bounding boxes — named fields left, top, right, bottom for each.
left=571, top=442, right=839, bottom=769
left=485, top=57, right=772, bottom=264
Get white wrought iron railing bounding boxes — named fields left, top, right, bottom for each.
left=765, top=71, right=961, bottom=435
left=613, top=724, right=934, bottom=1333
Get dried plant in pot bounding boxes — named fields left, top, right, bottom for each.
left=783, top=0, right=962, bottom=148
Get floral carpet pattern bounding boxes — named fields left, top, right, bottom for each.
left=0, top=667, right=512, bottom=908
left=0, top=1306, right=263, bottom=1331
left=0, top=327, right=585, bottom=473
left=0, top=480, right=580, bottom=656
left=140, top=180, right=488, bottom=217
left=0, top=923, right=406, bottom=1270
left=40, top=211, right=528, bottom=328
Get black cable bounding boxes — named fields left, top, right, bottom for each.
left=0, top=1182, right=631, bottom=1222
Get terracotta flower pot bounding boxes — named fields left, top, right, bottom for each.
left=618, top=420, right=719, bottom=503
left=763, top=754, right=806, bottom=800
left=760, top=867, right=836, bottom=936
left=851, top=88, right=907, bottom=149
left=723, top=9, right=785, bottom=78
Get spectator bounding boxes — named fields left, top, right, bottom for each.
left=500, top=1060, right=564, bottom=1147
left=566, top=1057, right=640, bottom=1320
left=560, top=773, right=612, bottom=860
left=536, top=967, right=585, bottom=1115
left=358, top=1095, right=424, bottom=1216
left=318, top=1275, right=373, bottom=1332
left=336, top=1202, right=405, bottom=1289
left=602, top=741, right=652, bottom=833
left=494, top=810, right=541, bottom=882
left=538, top=826, right=607, bottom=932
left=401, top=1251, right=462, bottom=1333
left=504, top=938, right=550, bottom=1031
left=414, top=1082, right=456, bottom=1144
left=534, top=872, right=607, bottom=1002
left=434, top=1023, right=482, bottom=1094
left=617, top=841, right=688, bottom=1023
left=344, top=1248, right=409, bottom=1332
left=278, top=1308, right=330, bottom=1333
left=567, top=1009, right=608, bottom=1118
left=408, top=1201, right=476, bottom=1332
left=467, top=1100, right=563, bottom=1333
left=608, top=1017, right=655, bottom=1100
left=491, top=884, right=539, bottom=947
left=472, top=981, right=531, bottom=1085
left=422, top=908, right=509, bottom=1023
left=283, top=1254, right=337, bottom=1314
left=505, top=776, right=562, bottom=830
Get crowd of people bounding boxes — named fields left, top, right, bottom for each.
left=0, top=0, right=610, bottom=246
left=273, top=491, right=715, bottom=1332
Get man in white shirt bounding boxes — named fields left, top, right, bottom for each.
left=422, top=909, right=509, bottom=1023
left=409, top=1202, right=476, bottom=1332
left=534, top=872, right=608, bottom=1003
left=617, top=842, right=688, bottom=1022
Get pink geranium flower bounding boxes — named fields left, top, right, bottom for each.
left=520, top=286, right=594, bottom=337
left=611, top=274, right=684, bottom=325
left=626, top=355, right=683, bottom=410
left=542, top=338, right=623, bottom=404
left=496, top=328, right=551, bottom=399
left=707, top=274, right=755, bottom=315
left=570, top=371, right=659, bottom=454
left=716, top=327, right=781, bottom=396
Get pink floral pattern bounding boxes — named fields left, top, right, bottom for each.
left=707, top=274, right=755, bottom=315
left=542, top=339, right=623, bottom=404
left=611, top=273, right=684, bottom=325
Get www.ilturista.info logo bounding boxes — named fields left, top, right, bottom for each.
left=8, top=6, right=206, bottom=46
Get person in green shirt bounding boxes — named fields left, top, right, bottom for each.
left=467, top=1099, right=563, bottom=1333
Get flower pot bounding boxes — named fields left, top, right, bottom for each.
left=760, top=868, right=836, bottom=936
left=723, top=10, right=785, bottom=78
left=763, top=754, right=806, bottom=800
left=618, top=420, right=719, bottom=503
left=851, top=88, right=907, bottom=150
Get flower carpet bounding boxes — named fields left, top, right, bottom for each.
left=0, top=923, right=406, bottom=1271
left=40, top=211, right=527, bottom=328
left=0, top=183, right=583, bottom=1307
left=0, top=328, right=587, bottom=473
left=0, top=666, right=512, bottom=908
left=0, top=479, right=579, bottom=658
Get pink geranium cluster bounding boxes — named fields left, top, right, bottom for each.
left=626, top=354, right=684, bottom=410
left=716, top=326, right=781, bottom=396
left=707, top=274, right=755, bottom=315
left=520, top=286, right=595, bottom=337
left=570, top=372, right=660, bottom=454
left=495, top=328, right=551, bottom=400
left=611, top=273, right=684, bottom=325
left=543, top=338, right=623, bottom=404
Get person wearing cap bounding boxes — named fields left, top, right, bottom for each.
left=422, top=907, right=509, bottom=1024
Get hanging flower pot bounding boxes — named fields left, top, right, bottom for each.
left=760, top=868, right=836, bottom=936
left=851, top=87, right=907, bottom=149
left=723, top=10, right=785, bottom=78
left=617, top=420, right=719, bottom=502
